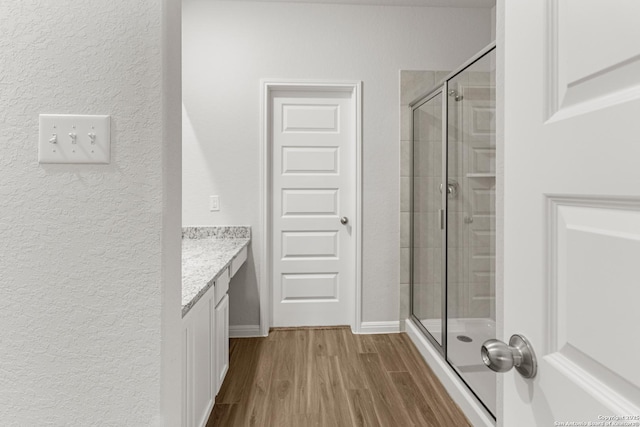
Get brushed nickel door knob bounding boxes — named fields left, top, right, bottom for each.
left=481, top=334, right=537, bottom=379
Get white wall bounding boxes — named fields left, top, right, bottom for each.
left=0, top=1, right=182, bottom=425
left=182, top=0, right=491, bottom=326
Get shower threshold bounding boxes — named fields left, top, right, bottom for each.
left=419, top=317, right=497, bottom=415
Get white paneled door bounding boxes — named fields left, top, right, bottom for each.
left=503, top=0, right=640, bottom=424
left=270, top=86, right=357, bottom=327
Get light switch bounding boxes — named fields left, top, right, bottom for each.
left=38, top=114, right=110, bottom=164
left=210, top=196, right=220, bottom=211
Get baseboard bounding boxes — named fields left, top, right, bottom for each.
left=405, top=319, right=495, bottom=426
left=357, top=320, right=400, bottom=334
left=248, top=321, right=401, bottom=335
left=229, top=324, right=262, bottom=338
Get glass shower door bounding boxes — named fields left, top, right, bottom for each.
left=446, top=49, right=497, bottom=415
left=412, top=91, right=444, bottom=346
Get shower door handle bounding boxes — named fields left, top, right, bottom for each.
left=481, top=334, right=537, bottom=378
left=439, top=180, right=458, bottom=198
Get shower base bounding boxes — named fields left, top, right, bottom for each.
left=419, top=317, right=496, bottom=415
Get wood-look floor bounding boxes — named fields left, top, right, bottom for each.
left=208, top=327, right=470, bottom=427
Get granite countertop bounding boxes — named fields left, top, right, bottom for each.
left=182, top=226, right=250, bottom=317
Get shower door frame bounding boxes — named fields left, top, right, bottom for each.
left=408, top=41, right=497, bottom=419
left=409, top=86, right=447, bottom=357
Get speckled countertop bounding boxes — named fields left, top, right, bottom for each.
left=182, top=226, right=250, bottom=317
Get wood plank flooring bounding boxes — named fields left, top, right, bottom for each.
left=207, top=327, right=470, bottom=427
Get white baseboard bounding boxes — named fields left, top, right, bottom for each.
left=405, top=319, right=495, bottom=427
left=357, top=320, right=400, bottom=334
left=229, top=324, right=262, bottom=338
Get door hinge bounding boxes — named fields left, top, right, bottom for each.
left=439, top=209, right=445, bottom=230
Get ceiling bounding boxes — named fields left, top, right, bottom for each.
left=229, top=0, right=496, bottom=8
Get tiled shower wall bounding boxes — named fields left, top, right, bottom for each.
left=447, top=70, right=497, bottom=321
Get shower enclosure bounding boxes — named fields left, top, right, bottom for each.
left=410, top=43, right=496, bottom=418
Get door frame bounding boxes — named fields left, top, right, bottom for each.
left=259, top=80, right=363, bottom=336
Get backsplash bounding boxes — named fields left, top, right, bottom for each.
left=182, top=226, right=251, bottom=239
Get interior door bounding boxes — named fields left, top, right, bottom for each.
left=502, top=0, right=640, bottom=424
left=271, top=88, right=355, bottom=327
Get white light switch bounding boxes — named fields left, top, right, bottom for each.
left=210, top=196, right=220, bottom=211
left=38, top=114, right=110, bottom=164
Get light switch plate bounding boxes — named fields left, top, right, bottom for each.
left=210, top=195, right=220, bottom=211
left=38, top=114, right=110, bottom=164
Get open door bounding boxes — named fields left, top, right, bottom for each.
left=498, top=0, right=640, bottom=424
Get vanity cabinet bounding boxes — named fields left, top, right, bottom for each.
left=182, top=244, right=248, bottom=427
left=182, top=282, right=216, bottom=427
left=182, top=269, right=228, bottom=427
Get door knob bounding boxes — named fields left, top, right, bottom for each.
left=340, top=216, right=349, bottom=225
left=481, top=334, right=537, bottom=378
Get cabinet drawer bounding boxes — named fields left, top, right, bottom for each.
left=214, top=268, right=230, bottom=306
left=230, top=246, right=247, bottom=278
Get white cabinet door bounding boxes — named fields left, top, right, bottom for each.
left=215, top=293, right=229, bottom=394
left=182, top=317, right=190, bottom=427
left=182, top=287, right=215, bottom=427
left=502, top=0, right=640, bottom=424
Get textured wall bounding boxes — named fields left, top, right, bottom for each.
left=182, top=0, right=491, bottom=326
left=0, top=1, right=180, bottom=425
